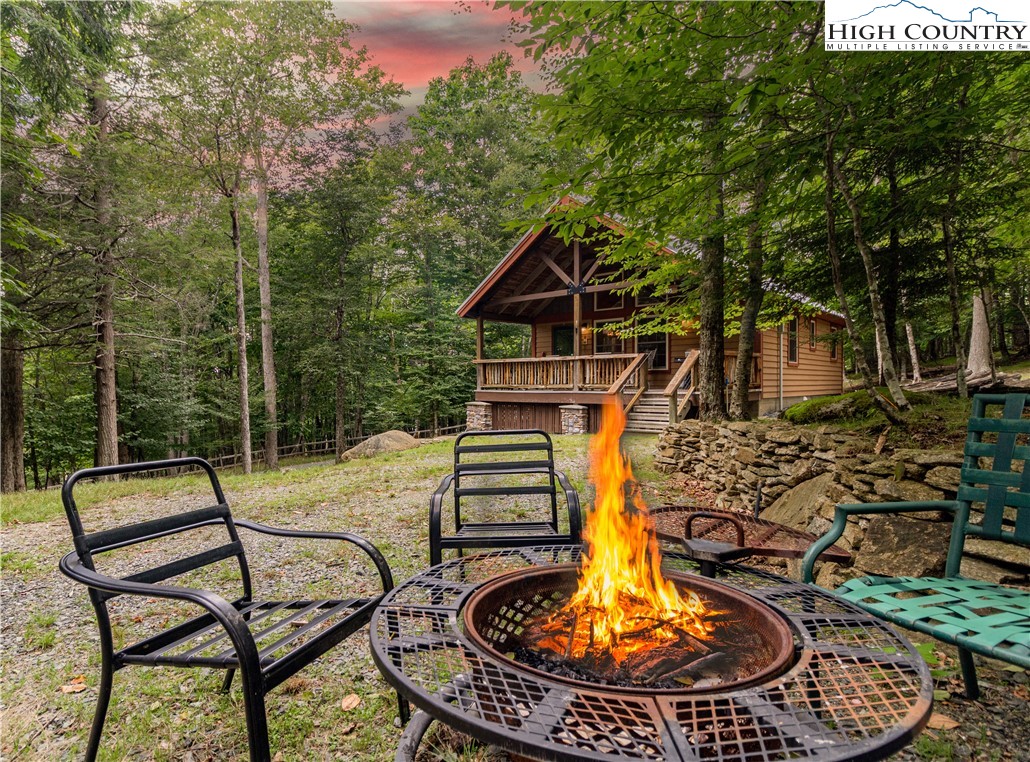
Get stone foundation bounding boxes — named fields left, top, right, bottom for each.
left=559, top=405, right=588, bottom=435
left=465, top=401, right=492, bottom=431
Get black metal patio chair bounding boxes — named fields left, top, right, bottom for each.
left=59, top=457, right=405, bottom=762
left=428, top=429, right=582, bottom=565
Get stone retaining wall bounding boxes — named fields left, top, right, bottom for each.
left=655, top=420, right=1028, bottom=588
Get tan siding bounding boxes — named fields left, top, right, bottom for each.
left=534, top=324, right=552, bottom=356
left=760, top=318, right=843, bottom=400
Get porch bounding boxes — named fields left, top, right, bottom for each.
left=472, top=351, right=762, bottom=432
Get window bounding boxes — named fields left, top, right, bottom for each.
left=551, top=325, right=574, bottom=356
left=788, top=317, right=799, bottom=364
left=809, top=319, right=817, bottom=350
left=594, top=321, right=626, bottom=354
left=593, top=289, right=624, bottom=312
left=830, top=327, right=839, bottom=360
left=636, top=333, right=669, bottom=370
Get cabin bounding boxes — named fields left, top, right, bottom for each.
left=459, top=200, right=845, bottom=433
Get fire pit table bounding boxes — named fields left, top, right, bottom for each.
left=370, top=546, right=932, bottom=762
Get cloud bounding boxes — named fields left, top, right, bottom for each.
left=333, top=0, right=539, bottom=112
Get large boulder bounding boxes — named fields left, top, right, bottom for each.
left=762, top=472, right=836, bottom=530
left=852, top=516, right=951, bottom=577
left=342, top=430, right=419, bottom=460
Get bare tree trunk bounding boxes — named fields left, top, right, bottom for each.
left=1, top=337, right=26, bottom=492
left=729, top=180, right=765, bottom=420
left=91, top=81, right=119, bottom=469
left=942, top=197, right=968, bottom=399
left=230, top=196, right=252, bottom=474
left=252, top=146, right=278, bottom=469
left=829, top=160, right=910, bottom=413
left=966, top=293, right=993, bottom=379
left=698, top=108, right=726, bottom=421
left=335, top=364, right=347, bottom=463
left=997, top=290, right=1011, bottom=361
left=982, top=284, right=998, bottom=380
left=825, top=130, right=906, bottom=426
left=905, top=322, right=922, bottom=383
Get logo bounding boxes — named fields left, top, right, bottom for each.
left=824, top=0, right=1028, bottom=51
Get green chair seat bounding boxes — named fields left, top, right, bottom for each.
left=836, top=575, right=1030, bottom=667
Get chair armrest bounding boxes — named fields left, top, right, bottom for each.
left=554, top=470, right=583, bottom=543
left=232, top=519, right=394, bottom=594
left=428, top=474, right=456, bottom=565
left=59, top=551, right=261, bottom=667
left=801, top=500, right=962, bottom=584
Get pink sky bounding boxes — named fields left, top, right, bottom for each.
left=332, top=0, right=540, bottom=111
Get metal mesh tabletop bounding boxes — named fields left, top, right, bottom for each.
left=652, top=505, right=852, bottom=564
left=370, top=547, right=932, bottom=762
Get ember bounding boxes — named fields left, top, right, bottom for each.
left=523, top=402, right=724, bottom=683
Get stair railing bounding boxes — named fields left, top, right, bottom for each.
left=606, top=353, right=649, bottom=416
left=663, top=349, right=699, bottom=424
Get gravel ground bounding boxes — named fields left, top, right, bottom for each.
left=2, top=436, right=1027, bottom=761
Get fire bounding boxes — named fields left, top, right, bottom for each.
left=540, top=402, right=713, bottom=663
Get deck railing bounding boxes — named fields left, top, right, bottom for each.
left=475, top=354, right=645, bottom=392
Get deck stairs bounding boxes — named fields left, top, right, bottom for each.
left=624, top=389, right=690, bottom=433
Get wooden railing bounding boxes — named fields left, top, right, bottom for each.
left=475, top=354, right=643, bottom=392
left=606, top=353, right=649, bottom=415
left=664, top=349, right=699, bottom=424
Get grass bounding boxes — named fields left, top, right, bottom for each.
left=782, top=389, right=975, bottom=450
left=23, top=611, right=57, bottom=651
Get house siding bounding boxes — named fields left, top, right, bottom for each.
left=760, top=317, right=844, bottom=411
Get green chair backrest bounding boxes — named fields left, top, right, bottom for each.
left=956, top=393, right=1030, bottom=554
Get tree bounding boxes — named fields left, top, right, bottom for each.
left=207, top=0, right=400, bottom=468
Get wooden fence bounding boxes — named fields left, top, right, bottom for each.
left=205, top=423, right=467, bottom=471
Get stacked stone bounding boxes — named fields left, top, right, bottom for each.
left=655, top=420, right=859, bottom=512
left=655, top=420, right=1027, bottom=589
left=465, top=402, right=492, bottom=431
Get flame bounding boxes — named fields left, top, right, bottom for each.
left=547, top=402, right=712, bottom=662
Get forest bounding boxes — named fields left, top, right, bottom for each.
left=2, top=1, right=1028, bottom=492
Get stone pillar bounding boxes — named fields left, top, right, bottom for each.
left=465, top=401, right=492, bottom=431
left=559, top=404, right=588, bottom=435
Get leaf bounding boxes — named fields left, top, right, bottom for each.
left=59, top=675, right=88, bottom=694
left=933, top=689, right=951, bottom=702
left=339, top=722, right=356, bottom=735
left=340, top=693, right=361, bottom=711
left=926, top=713, right=960, bottom=730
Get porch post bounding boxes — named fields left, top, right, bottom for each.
left=573, top=240, right=582, bottom=391
left=475, top=314, right=484, bottom=390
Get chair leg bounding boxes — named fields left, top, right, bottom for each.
left=958, top=647, right=980, bottom=700
left=240, top=674, right=271, bottom=762
left=220, top=669, right=235, bottom=693
left=84, top=652, right=115, bottom=762
left=397, top=692, right=411, bottom=726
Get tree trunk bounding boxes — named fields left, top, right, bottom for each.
left=230, top=195, right=252, bottom=474
left=697, top=108, right=726, bottom=421
left=90, top=81, right=119, bottom=469
left=252, top=146, right=278, bottom=469
left=729, top=181, right=765, bottom=420
left=905, top=322, right=922, bottom=383
left=997, top=291, right=1010, bottom=361
left=966, top=293, right=993, bottom=379
left=335, top=364, right=347, bottom=463
left=1, top=336, right=26, bottom=492
left=825, top=131, right=906, bottom=426
left=942, top=196, right=968, bottom=399
left=829, top=159, right=910, bottom=412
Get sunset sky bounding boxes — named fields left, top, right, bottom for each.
left=332, top=0, right=541, bottom=113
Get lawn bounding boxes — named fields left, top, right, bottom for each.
left=0, top=434, right=667, bottom=761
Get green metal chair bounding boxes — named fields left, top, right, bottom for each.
left=802, top=393, right=1030, bottom=699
